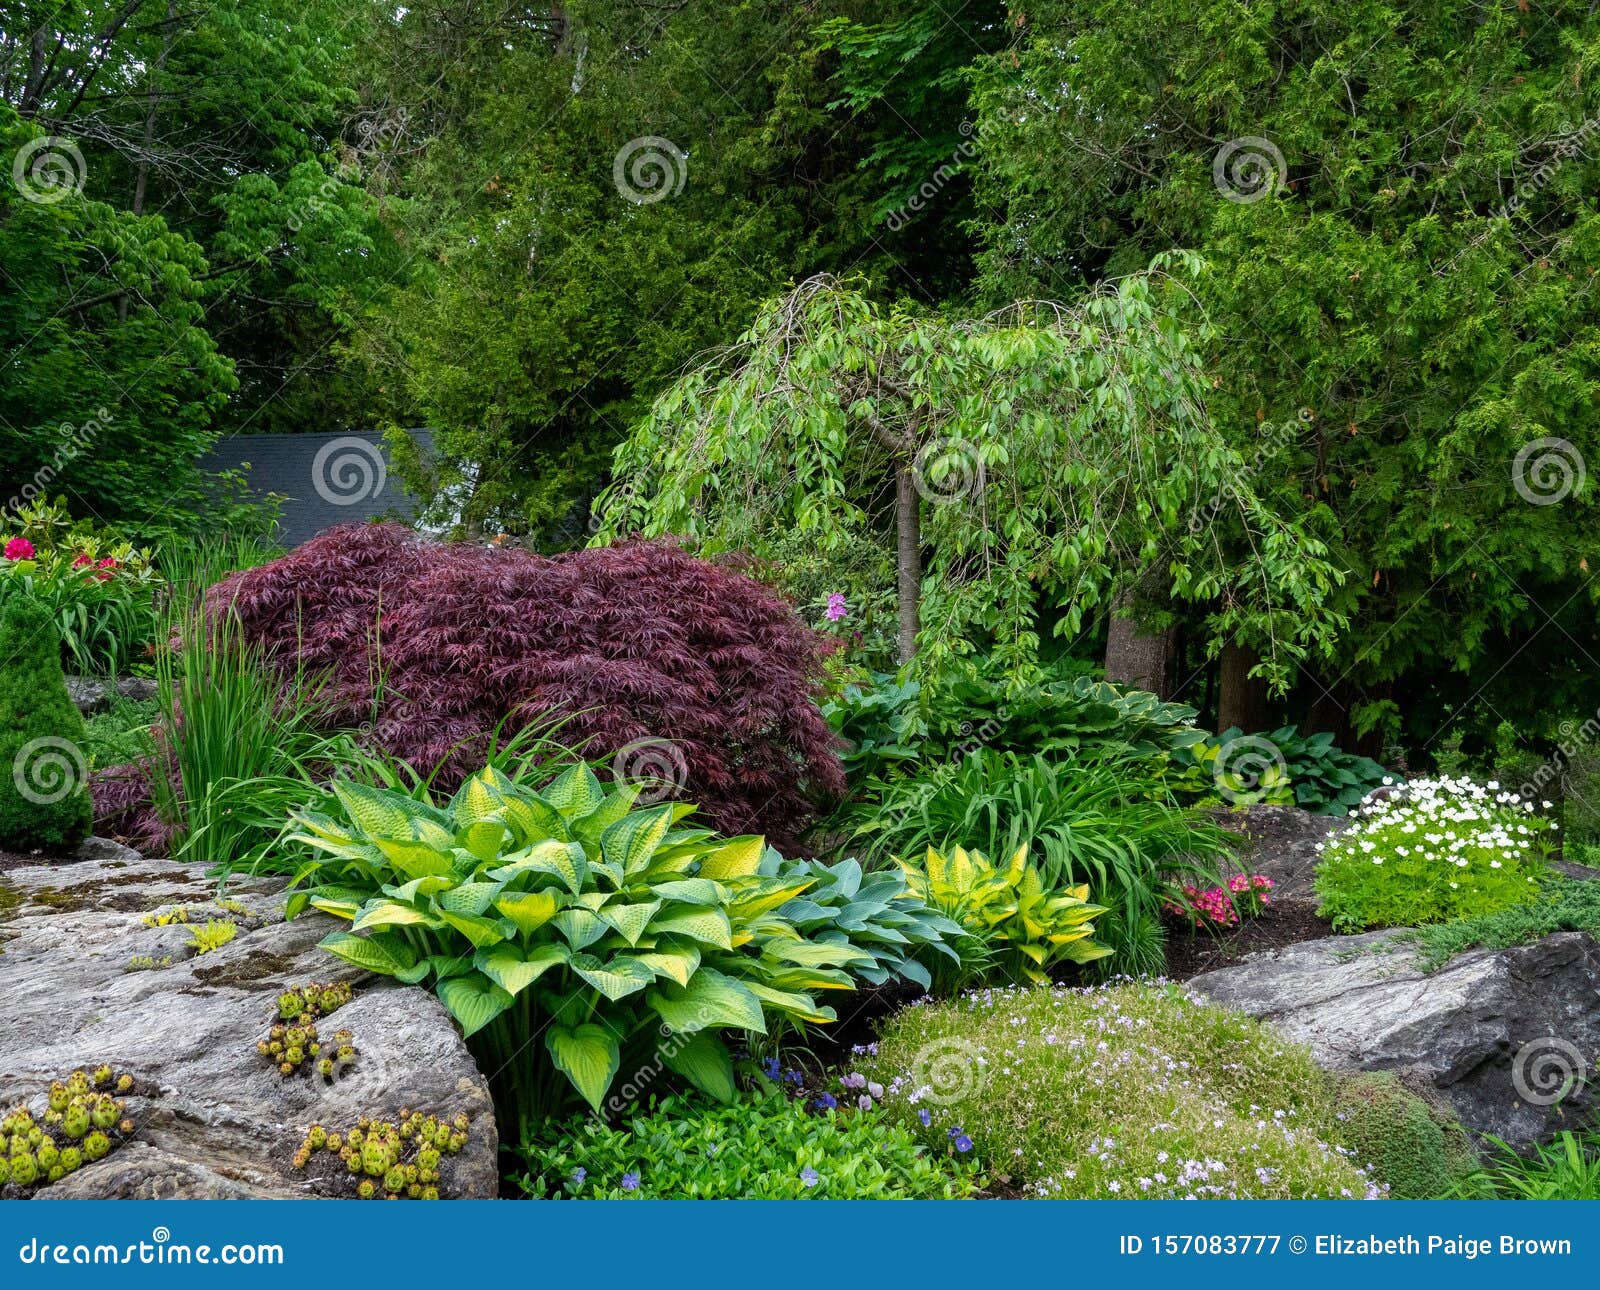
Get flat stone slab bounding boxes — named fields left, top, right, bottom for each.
left=0, top=843, right=496, bottom=1198
left=1191, top=927, right=1600, bottom=1148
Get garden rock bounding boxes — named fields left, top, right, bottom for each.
left=1190, top=927, right=1600, bottom=1149
left=64, top=676, right=158, bottom=716
left=0, top=843, right=497, bottom=1199
left=1212, top=804, right=1348, bottom=908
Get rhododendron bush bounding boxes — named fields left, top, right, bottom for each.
left=188, top=524, right=844, bottom=845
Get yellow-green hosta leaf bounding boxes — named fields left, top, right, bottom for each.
left=761, top=966, right=857, bottom=992
left=330, top=780, right=421, bottom=841
left=386, top=875, right=454, bottom=902
left=318, top=930, right=416, bottom=977
left=571, top=783, right=640, bottom=845
left=450, top=770, right=509, bottom=829
left=695, top=835, right=765, bottom=880
left=649, top=878, right=726, bottom=905
left=307, top=894, right=362, bottom=921
left=436, top=909, right=507, bottom=948
left=475, top=942, right=568, bottom=995
left=647, top=906, right=732, bottom=950
left=438, top=972, right=513, bottom=1038
left=633, top=942, right=700, bottom=988
left=500, top=795, right=570, bottom=846
left=744, top=982, right=838, bottom=1025
left=647, top=967, right=766, bottom=1034
left=489, top=839, right=588, bottom=895
left=494, top=889, right=562, bottom=935
left=456, top=819, right=508, bottom=864
left=600, top=805, right=675, bottom=878
left=541, top=765, right=606, bottom=817
left=371, top=836, right=454, bottom=880
left=1057, top=938, right=1114, bottom=964
left=725, top=878, right=813, bottom=921
left=597, top=900, right=662, bottom=946
left=546, top=1023, right=619, bottom=1113
left=352, top=900, right=443, bottom=932
left=569, top=952, right=655, bottom=1001
left=760, top=940, right=874, bottom=969
left=661, top=1031, right=736, bottom=1103
left=551, top=909, right=608, bottom=952
left=437, top=881, right=501, bottom=917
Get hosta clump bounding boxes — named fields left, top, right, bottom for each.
left=287, top=764, right=871, bottom=1136
left=1313, top=777, right=1554, bottom=932
left=291, top=1110, right=468, bottom=1200
left=754, top=853, right=966, bottom=992
left=900, top=845, right=1111, bottom=991
left=2, top=1066, right=137, bottom=1193
left=259, top=981, right=357, bottom=1079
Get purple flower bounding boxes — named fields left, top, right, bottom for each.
left=947, top=1126, right=964, bottom=1140
left=762, top=1057, right=781, bottom=1079
left=824, top=593, right=848, bottom=622
left=953, top=1135, right=973, bottom=1153
left=784, top=1069, right=803, bottom=1085
left=841, top=1072, right=866, bottom=1090
left=918, top=1109, right=931, bottom=1127
left=857, top=1094, right=873, bottom=1111
left=813, top=1093, right=837, bottom=1110
left=571, top=1166, right=586, bottom=1185
left=800, top=1167, right=819, bottom=1188
left=620, top=1172, right=640, bottom=1191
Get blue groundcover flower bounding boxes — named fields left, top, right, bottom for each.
left=620, top=1171, right=640, bottom=1191
left=762, top=1057, right=781, bottom=1079
left=918, top=1109, right=932, bottom=1127
left=800, top=1167, right=819, bottom=1188
left=813, top=1093, right=838, bottom=1110
left=954, top=1135, right=973, bottom=1153
left=571, top=1166, right=586, bottom=1185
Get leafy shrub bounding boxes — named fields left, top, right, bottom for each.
left=1455, top=1131, right=1600, bottom=1200
left=900, top=844, right=1111, bottom=990
left=1169, top=732, right=1296, bottom=806
left=205, top=524, right=845, bottom=848
left=0, top=500, right=160, bottom=676
left=756, top=853, right=966, bottom=992
left=860, top=982, right=1380, bottom=1199
left=80, top=697, right=158, bottom=770
left=1331, top=1072, right=1478, bottom=1199
left=0, top=596, right=93, bottom=851
left=856, top=748, right=1232, bottom=974
left=1399, top=876, right=1600, bottom=972
left=516, top=1087, right=979, bottom=1198
left=288, top=763, right=870, bottom=1137
left=819, top=670, right=925, bottom=784
left=1314, top=777, right=1553, bottom=932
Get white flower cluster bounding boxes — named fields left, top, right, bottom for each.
left=1316, top=775, right=1552, bottom=878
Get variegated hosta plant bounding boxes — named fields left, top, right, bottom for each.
left=900, top=844, right=1113, bottom=990
left=284, top=764, right=871, bottom=1134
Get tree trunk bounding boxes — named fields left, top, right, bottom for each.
left=1215, top=643, right=1269, bottom=733
left=1104, top=589, right=1175, bottom=697
left=894, top=460, right=921, bottom=664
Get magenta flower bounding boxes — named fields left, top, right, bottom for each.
left=3, top=537, right=35, bottom=561
left=824, top=593, right=848, bottom=622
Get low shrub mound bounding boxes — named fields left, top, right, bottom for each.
left=1332, top=1072, right=1478, bottom=1199
left=860, top=981, right=1380, bottom=1199
left=1313, top=777, right=1552, bottom=932
left=200, top=524, right=844, bottom=847
left=516, top=1088, right=979, bottom=1199
left=0, top=596, right=93, bottom=852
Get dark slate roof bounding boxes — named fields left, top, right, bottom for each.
left=199, top=429, right=435, bottom=549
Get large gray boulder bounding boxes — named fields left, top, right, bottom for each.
left=0, top=843, right=496, bottom=1198
left=1191, top=927, right=1600, bottom=1148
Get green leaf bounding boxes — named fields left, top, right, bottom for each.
left=436, top=909, right=507, bottom=948
left=494, top=889, right=562, bottom=934
left=569, top=952, right=655, bottom=1001
left=661, top=1031, right=736, bottom=1102
left=438, top=881, right=501, bottom=917
left=597, top=899, right=662, bottom=946
left=546, top=1023, right=620, bottom=1112
left=600, top=805, right=674, bottom=877
left=475, top=942, right=568, bottom=995
left=351, top=900, right=442, bottom=932
left=647, top=905, right=732, bottom=949
left=331, top=779, right=421, bottom=840
left=647, top=967, right=766, bottom=1034
left=696, top=834, right=766, bottom=880
left=541, top=765, right=606, bottom=817
left=633, top=941, right=701, bottom=987
left=438, top=972, right=513, bottom=1037
left=318, top=930, right=417, bottom=977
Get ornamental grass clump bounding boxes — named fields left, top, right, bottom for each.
left=1313, top=777, right=1553, bottom=932
left=860, top=981, right=1380, bottom=1200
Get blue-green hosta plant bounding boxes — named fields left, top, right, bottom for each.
left=754, top=853, right=968, bottom=992
left=285, top=764, right=872, bottom=1136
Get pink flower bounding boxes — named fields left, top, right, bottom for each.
left=3, top=537, right=35, bottom=561
left=824, top=593, right=848, bottom=622
left=72, top=552, right=92, bottom=568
